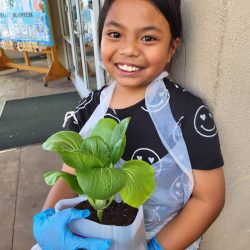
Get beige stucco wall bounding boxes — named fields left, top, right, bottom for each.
left=172, top=1, right=250, bottom=249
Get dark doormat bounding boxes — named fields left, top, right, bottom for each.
left=0, top=91, right=80, bottom=151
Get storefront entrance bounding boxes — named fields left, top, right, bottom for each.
left=57, top=0, right=105, bottom=97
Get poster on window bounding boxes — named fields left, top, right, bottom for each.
left=0, top=0, right=54, bottom=51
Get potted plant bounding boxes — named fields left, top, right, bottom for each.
left=42, top=117, right=155, bottom=250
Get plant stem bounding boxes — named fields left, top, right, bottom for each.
left=97, top=209, right=104, bottom=222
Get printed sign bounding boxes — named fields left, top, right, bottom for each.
left=0, top=0, right=54, bottom=51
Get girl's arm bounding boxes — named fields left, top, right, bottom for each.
left=42, top=164, right=77, bottom=210
left=156, top=167, right=225, bottom=250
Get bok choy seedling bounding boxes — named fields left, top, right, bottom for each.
left=42, top=117, right=155, bottom=222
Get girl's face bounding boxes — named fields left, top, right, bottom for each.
left=101, top=0, right=178, bottom=89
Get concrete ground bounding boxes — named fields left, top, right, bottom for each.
left=0, top=59, right=76, bottom=250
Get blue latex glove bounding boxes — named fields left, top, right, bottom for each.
left=33, top=207, right=112, bottom=250
left=147, top=237, right=164, bottom=250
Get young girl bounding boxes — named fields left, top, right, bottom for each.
left=33, top=0, right=225, bottom=249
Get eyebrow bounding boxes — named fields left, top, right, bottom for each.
left=104, top=21, right=162, bottom=33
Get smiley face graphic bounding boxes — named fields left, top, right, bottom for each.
left=194, top=105, right=217, bottom=138
left=170, top=176, right=184, bottom=201
left=145, top=89, right=170, bottom=113
left=131, top=148, right=160, bottom=165
left=131, top=148, right=164, bottom=176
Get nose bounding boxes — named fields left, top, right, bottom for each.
left=118, top=38, right=139, bottom=57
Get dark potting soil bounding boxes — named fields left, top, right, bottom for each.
left=74, top=200, right=138, bottom=226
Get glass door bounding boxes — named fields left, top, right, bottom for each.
left=57, top=0, right=105, bottom=96
left=77, top=0, right=106, bottom=91
left=57, top=0, right=75, bottom=77
left=78, top=0, right=97, bottom=90
left=68, top=0, right=90, bottom=96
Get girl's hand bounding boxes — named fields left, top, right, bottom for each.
left=147, top=237, right=164, bottom=250
left=33, top=207, right=112, bottom=250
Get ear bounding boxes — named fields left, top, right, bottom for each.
left=166, top=38, right=180, bottom=64
left=170, top=37, right=180, bottom=57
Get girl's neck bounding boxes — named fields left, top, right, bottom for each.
left=109, top=84, right=146, bottom=109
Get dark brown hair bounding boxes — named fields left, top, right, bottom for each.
left=98, top=0, right=182, bottom=47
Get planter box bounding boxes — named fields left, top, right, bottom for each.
left=55, top=196, right=147, bottom=250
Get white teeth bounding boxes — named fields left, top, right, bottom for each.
left=117, top=64, right=140, bottom=72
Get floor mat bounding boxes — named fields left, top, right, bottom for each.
left=0, top=92, right=80, bottom=150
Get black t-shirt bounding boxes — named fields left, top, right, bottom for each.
left=68, top=78, right=224, bottom=170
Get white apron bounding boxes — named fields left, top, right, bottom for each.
left=78, top=72, right=200, bottom=250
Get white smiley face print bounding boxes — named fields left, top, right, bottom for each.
left=170, top=176, right=184, bottom=201
left=131, top=148, right=160, bottom=165
left=131, top=148, right=165, bottom=177
left=146, top=89, right=170, bottom=113
left=194, top=105, right=217, bottom=138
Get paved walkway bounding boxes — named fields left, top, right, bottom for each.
left=0, top=60, right=76, bottom=250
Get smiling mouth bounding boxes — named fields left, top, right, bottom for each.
left=201, top=125, right=216, bottom=132
left=115, top=63, right=143, bottom=73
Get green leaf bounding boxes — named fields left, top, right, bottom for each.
left=80, top=136, right=111, bottom=167
left=110, top=118, right=130, bottom=163
left=43, top=171, right=84, bottom=195
left=59, top=151, right=104, bottom=170
left=52, top=135, right=110, bottom=170
left=76, top=168, right=126, bottom=200
left=110, top=138, right=126, bottom=164
left=119, top=160, right=155, bottom=208
left=89, top=118, right=117, bottom=146
left=42, top=131, right=83, bottom=152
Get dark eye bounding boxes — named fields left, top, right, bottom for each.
left=108, top=32, right=121, bottom=39
left=142, top=36, right=155, bottom=42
